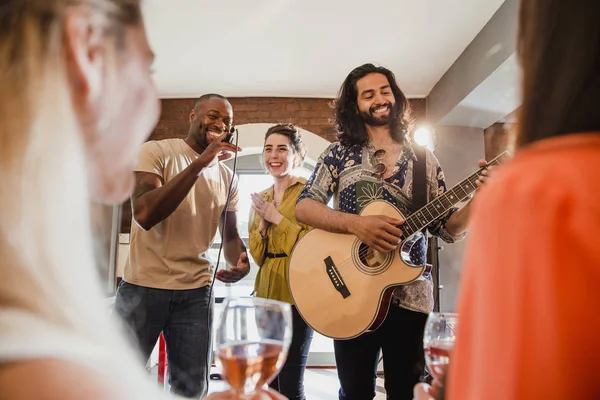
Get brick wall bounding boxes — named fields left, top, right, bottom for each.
left=121, top=97, right=427, bottom=233
left=151, top=97, right=426, bottom=142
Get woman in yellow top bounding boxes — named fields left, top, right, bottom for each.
left=249, top=123, right=313, bottom=400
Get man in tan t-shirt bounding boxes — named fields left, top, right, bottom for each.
left=115, top=94, right=249, bottom=399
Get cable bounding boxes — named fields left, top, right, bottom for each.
left=208, top=127, right=240, bottom=302
left=207, top=129, right=240, bottom=381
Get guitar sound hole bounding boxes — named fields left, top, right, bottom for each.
left=357, top=242, right=387, bottom=270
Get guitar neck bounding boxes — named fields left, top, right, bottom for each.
left=403, top=151, right=509, bottom=238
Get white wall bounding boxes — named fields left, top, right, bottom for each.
left=116, top=234, right=130, bottom=278
left=431, top=126, right=485, bottom=311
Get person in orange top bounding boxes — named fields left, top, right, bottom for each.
left=414, top=0, right=600, bottom=399
left=445, top=133, right=600, bottom=400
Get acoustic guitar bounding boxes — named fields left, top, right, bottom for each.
left=288, top=151, right=508, bottom=340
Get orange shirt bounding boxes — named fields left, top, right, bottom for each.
left=447, top=133, right=600, bottom=400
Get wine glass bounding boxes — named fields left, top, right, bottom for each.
left=215, top=296, right=293, bottom=397
left=423, top=312, right=458, bottom=380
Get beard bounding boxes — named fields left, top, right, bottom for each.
left=358, top=103, right=396, bottom=127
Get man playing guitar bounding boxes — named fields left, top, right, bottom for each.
left=295, top=63, right=487, bottom=400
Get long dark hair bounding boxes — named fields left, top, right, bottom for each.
left=516, top=0, right=600, bottom=148
left=332, top=63, right=414, bottom=147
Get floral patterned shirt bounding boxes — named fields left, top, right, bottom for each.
left=297, top=140, right=467, bottom=314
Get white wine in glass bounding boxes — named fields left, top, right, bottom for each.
left=215, top=297, right=293, bottom=397
left=423, top=312, right=458, bottom=380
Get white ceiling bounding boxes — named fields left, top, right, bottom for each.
left=143, top=0, right=505, bottom=99
left=439, top=53, right=520, bottom=127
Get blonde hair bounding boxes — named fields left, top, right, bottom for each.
left=0, top=0, right=159, bottom=396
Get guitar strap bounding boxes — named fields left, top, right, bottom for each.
left=412, top=144, right=427, bottom=218
left=412, top=144, right=433, bottom=280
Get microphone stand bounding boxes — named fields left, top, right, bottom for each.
left=429, top=236, right=442, bottom=312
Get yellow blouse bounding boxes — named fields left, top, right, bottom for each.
left=248, top=177, right=311, bottom=304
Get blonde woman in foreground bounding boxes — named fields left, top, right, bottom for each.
left=0, top=1, right=283, bottom=399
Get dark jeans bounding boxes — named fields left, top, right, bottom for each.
left=269, top=305, right=314, bottom=400
left=334, top=305, right=428, bottom=400
left=114, top=281, right=213, bottom=399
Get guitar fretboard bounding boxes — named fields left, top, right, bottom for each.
left=402, top=151, right=508, bottom=238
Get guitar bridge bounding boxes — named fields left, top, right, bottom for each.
left=324, top=256, right=350, bottom=298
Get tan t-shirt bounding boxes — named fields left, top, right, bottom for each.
left=124, top=138, right=239, bottom=290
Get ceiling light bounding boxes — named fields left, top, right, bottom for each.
left=413, top=127, right=436, bottom=152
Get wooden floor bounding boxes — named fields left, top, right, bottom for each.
left=206, top=368, right=387, bottom=400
